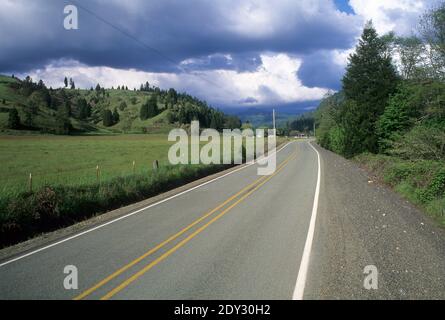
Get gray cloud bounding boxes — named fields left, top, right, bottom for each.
left=0, top=0, right=361, bottom=74
left=0, top=0, right=428, bottom=110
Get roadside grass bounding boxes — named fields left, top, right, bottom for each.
left=355, top=153, right=445, bottom=227
left=0, top=163, right=228, bottom=247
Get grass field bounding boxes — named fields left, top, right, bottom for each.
left=0, top=134, right=175, bottom=197
left=0, top=133, right=288, bottom=246
left=0, top=134, right=287, bottom=196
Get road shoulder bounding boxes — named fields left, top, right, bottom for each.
left=305, top=144, right=445, bottom=299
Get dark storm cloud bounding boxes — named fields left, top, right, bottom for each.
left=0, top=0, right=361, bottom=74
left=297, top=51, right=346, bottom=90
left=236, top=97, right=259, bottom=104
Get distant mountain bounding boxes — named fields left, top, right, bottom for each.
left=222, top=101, right=320, bottom=127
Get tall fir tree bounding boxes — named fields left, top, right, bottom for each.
left=342, top=21, right=399, bottom=154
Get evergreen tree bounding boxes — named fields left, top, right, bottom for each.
left=337, top=100, right=370, bottom=158
left=37, top=80, right=45, bottom=89
left=62, top=101, right=72, bottom=117
left=140, top=102, right=149, bottom=120
left=147, top=95, right=158, bottom=118
left=55, top=115, right=72, bottom=135
left=167, top=88, right=178, bottom=105
left=39, top=87, right=51, bottom=107
left=7, top=108, right=20, bottom=129
left=24, top=112, right=33, bottom=128
left=112, top=108, right=120, bottom=123
left=64, top=77, right=68, bottom=88
left=342, top=21, right=399, bottom=154
left=210, top=111, right=224, bottom=130
left=140, top=95, right=158, bottom=120
left=102, top=110, right=114, bottom=127
left=78, top=98, right=91, bottom=120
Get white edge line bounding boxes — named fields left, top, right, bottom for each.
left=292, top=141, right=321, bottom=300
left=0, top=141, right=294, bottom=268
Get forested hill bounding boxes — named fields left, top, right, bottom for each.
left=0, top=75, right=241, bottom=135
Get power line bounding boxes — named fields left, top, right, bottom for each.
left=68, top=0, right=232, bottom=95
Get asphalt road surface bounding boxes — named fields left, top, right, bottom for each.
left=0, top=141, right=444, bottom=300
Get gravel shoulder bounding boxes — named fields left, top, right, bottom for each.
left=305, top=144, right=445, bottom=299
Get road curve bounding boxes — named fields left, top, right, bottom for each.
left=0, top=140, right=444, bottom=300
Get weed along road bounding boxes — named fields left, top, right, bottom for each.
left=0, top=141, right=444, bottom=300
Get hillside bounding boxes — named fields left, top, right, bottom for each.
left=0, top=75, right=240, bottom=135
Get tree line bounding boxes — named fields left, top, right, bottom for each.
left=316, top=3, right=445, bottom=161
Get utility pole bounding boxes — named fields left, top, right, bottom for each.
left=313, top=121, right=316, bottom=138
left=272, top=109, right=276, bottom=136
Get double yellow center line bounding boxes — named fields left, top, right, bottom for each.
left=74, top=149, right=297, bottom=300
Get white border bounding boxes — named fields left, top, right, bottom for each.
left=292, top=141, right=321, bottom=300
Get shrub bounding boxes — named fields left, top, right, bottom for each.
left=390, top=125, right=445, bottom=160
left=377, top=81, right=445, bottom=151
left=328, top=126, right=346, bottom=155
left=119, top=101, right=128, bottom=111
left=418, top=168, right=445, bottom=202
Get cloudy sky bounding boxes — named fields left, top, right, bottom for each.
left=0, top=0, right=439, bottom=112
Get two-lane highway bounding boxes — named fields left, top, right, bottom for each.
left=0, top=141, right=320, bottom=299
left=1, top=140, right=444, bottom=300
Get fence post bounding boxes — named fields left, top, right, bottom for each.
left=29, top=173, right=32, bottom=193
left=96, top=165, right=100, bottom=182
left=133, top=160, right=136, bottom=175
left=153, top=160, right=159, bottom=171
